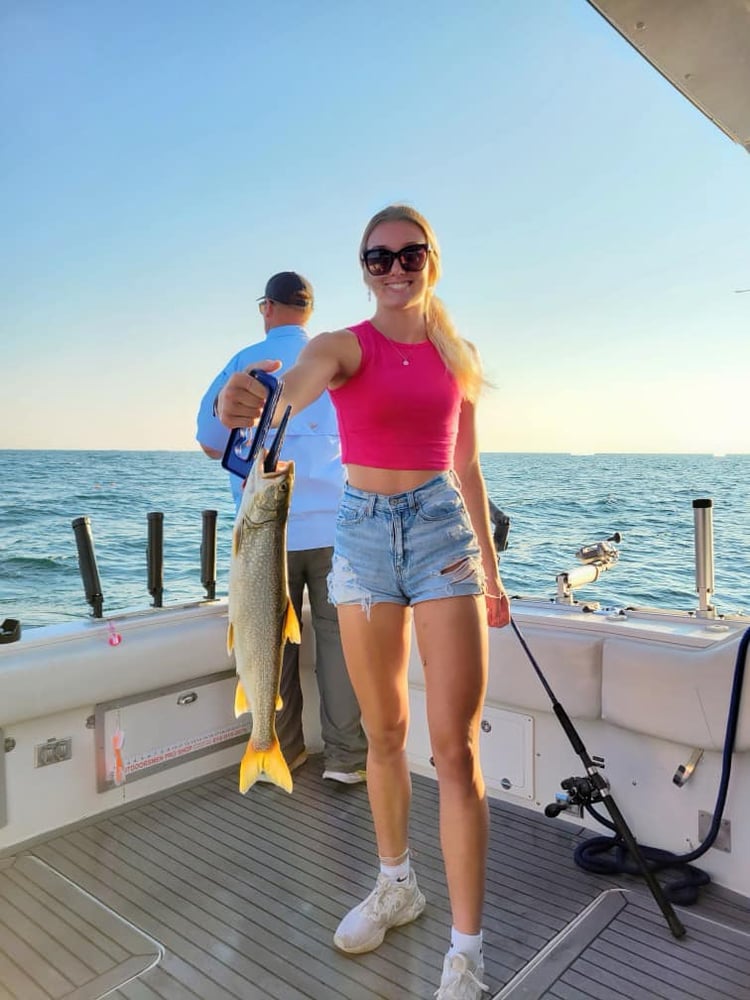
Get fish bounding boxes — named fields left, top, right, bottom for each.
left=227, top=457, right=300, bottom=793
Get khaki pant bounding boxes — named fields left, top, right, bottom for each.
left=276, top=546, right=368, bottom=772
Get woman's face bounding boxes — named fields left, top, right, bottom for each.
left=363, top=219, right=431, bottom=311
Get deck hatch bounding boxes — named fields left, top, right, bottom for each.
left=494, top=887, right=750, bottom=1000
left=0, top=854, right=161, bottom=999
left=94, top=669, right=250, bottom=791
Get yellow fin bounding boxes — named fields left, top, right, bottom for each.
left=234, top=680, right=250, bottom=718
left=239, top=737, right=293, bottom=794
left=227, top=621, right=235, bottom=655
left=283, top=599, right=301, bottom=645
left=232, top=522, right=242, bottom=556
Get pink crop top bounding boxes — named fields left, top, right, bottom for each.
left=328, top=320, right=463, bottom=469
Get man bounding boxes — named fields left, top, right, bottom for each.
left=196, top=271, right=367, bottom=783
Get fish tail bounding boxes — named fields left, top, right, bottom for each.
left=239, top=738, right=293, bottom=794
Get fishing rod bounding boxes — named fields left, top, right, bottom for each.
left=510, top=616, right=687, bottom=939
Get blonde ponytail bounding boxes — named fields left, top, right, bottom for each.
left=425, top=294, right=484, bottom=403
left=360, top=204, right=486, bottom=402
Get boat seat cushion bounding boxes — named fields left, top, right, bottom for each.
left=408, top=625, right=602, bottom=720
left=602, top=635, right=750, bottom=752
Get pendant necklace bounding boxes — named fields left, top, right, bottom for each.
left=385, top=336, right=411, bottom=366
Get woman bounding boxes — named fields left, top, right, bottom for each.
left=217, top=205, right=510, bottom=999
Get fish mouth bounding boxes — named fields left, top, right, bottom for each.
left=260, top=458, right=293, bottom=479
left=241, top=455, right=294, bottom=500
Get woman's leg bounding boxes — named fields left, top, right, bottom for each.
left=332, top=600, right=426, bottom=954
left=336, top=601, right=412, bottom=858
left=414, top=593, right=489, bottom=934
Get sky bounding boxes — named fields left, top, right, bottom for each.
left=1, top=1, right=748, bottom=454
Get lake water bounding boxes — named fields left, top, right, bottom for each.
left=1, top=450, right=748, bottom=628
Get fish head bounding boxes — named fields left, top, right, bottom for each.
left=236, top=456, right=295, bottom=528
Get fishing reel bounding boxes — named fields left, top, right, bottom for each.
left=576, top=533, right=621, bottom=566
left=544, top=772, right=610, bottom=818
left=555, top=532, right=621, bottom=605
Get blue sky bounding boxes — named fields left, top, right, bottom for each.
left=2, top=1, right=748, bottom=453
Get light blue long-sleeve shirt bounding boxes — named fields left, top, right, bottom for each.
left=196, top=325, right=344, bottom=551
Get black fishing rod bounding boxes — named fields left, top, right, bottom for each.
left=510, top=617, right=687, bottom=939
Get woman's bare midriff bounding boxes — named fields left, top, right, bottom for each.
left=345, top=464, right=451, bottom=495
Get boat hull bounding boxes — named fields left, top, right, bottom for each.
left=2, top=599, right=749, bottom=896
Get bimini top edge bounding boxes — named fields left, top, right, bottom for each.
left=587, top=0, right=750, bottom=153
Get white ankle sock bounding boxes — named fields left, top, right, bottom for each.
left=379, top=850, right=410, bottom=883
left=449, top=927, right=483, bottom=966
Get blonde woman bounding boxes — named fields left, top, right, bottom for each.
left=217, top=205, right=510, bottom=999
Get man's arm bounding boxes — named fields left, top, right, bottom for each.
left=196, top=362, right=239, bottom=458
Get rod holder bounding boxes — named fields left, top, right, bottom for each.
left=693, top=498, right=716, bottom=618
left=555, top=533, right=620, bottom=605
left=0, top=618, right=21, bottom=644
left=71, top=516, right=104, bottom=618
left=147, top=511, right=164, bottom=608
left=201, top=509, right=218, bottom=600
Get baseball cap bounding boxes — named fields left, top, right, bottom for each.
left=259, top=271, right=314, bottom=309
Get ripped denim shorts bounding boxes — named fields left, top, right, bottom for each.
left=327, top=471, right=485, bottom=609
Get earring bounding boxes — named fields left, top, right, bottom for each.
left=367, top=288, right=372, bottom=301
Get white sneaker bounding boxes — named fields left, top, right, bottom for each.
left=333, top=871, right=426, bottom=953
left=434, top=952, right=489, bottom=999
left=322, top=769, right=367, bottom=785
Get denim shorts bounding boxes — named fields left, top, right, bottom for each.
left=327, top=471, right=485, bottom=609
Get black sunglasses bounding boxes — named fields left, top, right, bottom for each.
left=361, top=243, right=431, bottom=277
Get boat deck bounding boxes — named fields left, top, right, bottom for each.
left=2, top=756, right=749, bottom=1000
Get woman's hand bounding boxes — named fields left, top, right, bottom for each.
left=486, top=590, right=511, bottom=629
left=216, top=360, right=282, bottom=429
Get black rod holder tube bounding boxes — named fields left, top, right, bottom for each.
left=147, top=511, right=164, bottom=608
left=71, top=516, right=104, bottom=618
left=201, top=509, right=218, bottom=600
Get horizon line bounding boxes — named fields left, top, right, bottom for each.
left=1, top=448, right=748, bottom=457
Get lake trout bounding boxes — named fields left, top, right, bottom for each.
left=227, top=458, right=300, bottom=793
